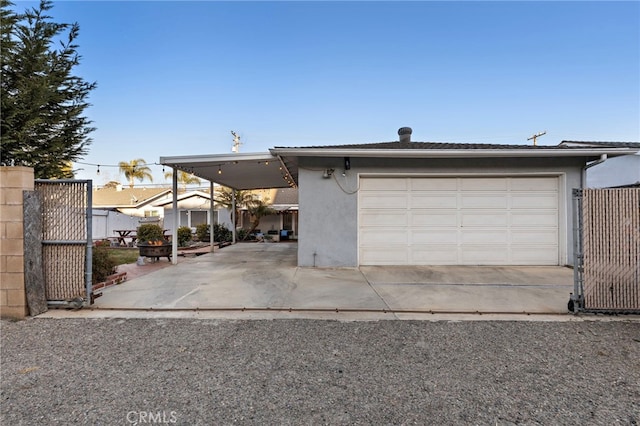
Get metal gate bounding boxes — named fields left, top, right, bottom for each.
left=572, top=188, right=640, bottom=313
left=35, top=180, right=92, bottom=307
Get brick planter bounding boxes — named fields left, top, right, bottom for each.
left=92, top=272, right=127, bottom=292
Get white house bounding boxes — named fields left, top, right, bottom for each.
left=153, top=190, right=232, bottom=234
left=91, top=185, right=171, bottom=239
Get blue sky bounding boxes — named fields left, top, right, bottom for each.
left=10, top=1, right=640, bottom=185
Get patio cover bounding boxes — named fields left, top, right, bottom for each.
left=159, top=152, right=297, bottom=190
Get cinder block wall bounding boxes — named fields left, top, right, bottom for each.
left=0, top=166, right=33, bottom=319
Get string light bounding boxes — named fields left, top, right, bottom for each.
left=218, top=166, right=222, bottom=175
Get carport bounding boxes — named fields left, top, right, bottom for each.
left=160, top=151, right=297, bottom=263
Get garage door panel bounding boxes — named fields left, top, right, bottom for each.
left=511, top=211, right=557, bottom=226
left=360, top=210, right=408, bottom=226
left=510, top=247, right=558, bottom=264
left=511, top=193, right=558, bottom=209
left=461, top=179, right=508, bottom=191
left=361, top=192, right=408, bottom=209
left=411, top=229, right=458, bottom=244
left=511, top=230, right=558, bottom=244
left=360, top=229, right=407, bottom=245
left=360, top=247, right=408, bottom=264
left=411, top=211, right=457, bottom=226
left=411, top=193, right=458, bottom=208
left=511, top=177, right=558, bottom=191
left=411, top=178, right=457, bottom=191
left=359, top=176, right=560, bottom=266
left=461, top=230, right=508, bottom=244
left=461, top=212, right=508, bottom=227
left=360, top=178, right=407, bottom=191
left=461, top=194, right=508, bottom=209
left=410, top=246, right=459, bottom=264
left=460, top=246, right=509, bottom=264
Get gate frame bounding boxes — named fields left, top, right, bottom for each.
left=571, top=187, right=640, bottom=314
left=35, top=179, right=93, bottom=307
left=570, top=188, right=585, bottom=312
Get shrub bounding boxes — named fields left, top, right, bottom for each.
left=214, top=224, right=232, bottom=242
left=92, top=246, right=117, bottom=284
left=236, top=228, right=248, bottom=242
left=196, top=223, right=209, bottom=241
left=137, top=224, right=164, bottom=243
left=177, top=226, right=193, bottom=247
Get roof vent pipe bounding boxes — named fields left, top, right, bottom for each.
left=398, top=127, right=412, bottom=143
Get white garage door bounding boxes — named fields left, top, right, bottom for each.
left=359, top=176, right=559, bottom=265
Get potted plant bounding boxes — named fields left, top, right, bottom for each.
left=136, top=224, right=165, bottom=243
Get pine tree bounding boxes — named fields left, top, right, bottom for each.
left=0, top=0, right=96, bottom=178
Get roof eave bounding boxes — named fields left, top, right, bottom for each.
left=269, top=147, right=639, bottom=158
left=160, top=152, right=275, bottom=165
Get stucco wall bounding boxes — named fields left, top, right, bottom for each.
left=297, top=156, right=585, bottom=267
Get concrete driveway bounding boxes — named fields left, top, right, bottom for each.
left=83, top=242, right=574, bottom=318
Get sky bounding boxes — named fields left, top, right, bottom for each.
left=10, top=0, right=640, bottom=186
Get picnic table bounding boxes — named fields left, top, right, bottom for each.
left=113, top=230, right=137, bottom=247
left=113, top=229, right=172, bottom=247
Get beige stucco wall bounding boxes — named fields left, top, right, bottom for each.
left=0, top=166, right=33, bottom=319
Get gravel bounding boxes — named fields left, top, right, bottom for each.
left=1, top=318, right=639, bottom=425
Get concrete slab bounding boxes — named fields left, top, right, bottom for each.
left=360, top=265, right=574, bottom=314
left=360, top=265, right=574, bottom=286
left=78, top=243, right=579, bottom=318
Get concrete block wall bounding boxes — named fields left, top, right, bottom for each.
left=0, top=166, right=33, bottom=319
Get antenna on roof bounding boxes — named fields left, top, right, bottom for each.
left=231, top=131, right=242, bottom=153
left=527, top=131, right=546, bottom=146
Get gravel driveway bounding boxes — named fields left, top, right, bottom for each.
left=1, top=318, right=639, bottom=425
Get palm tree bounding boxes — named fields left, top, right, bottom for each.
left=245, top=201, right=276, bottom=240
left=118, top=158, right=153, bottom=188
left=215, top=186, right=259, bottom=227
left=164, top=169, right=201, bottom=191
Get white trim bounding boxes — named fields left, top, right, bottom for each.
left=272, top=147, right=638, bottom=159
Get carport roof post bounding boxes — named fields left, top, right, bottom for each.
left=159, top=152, right=296, bottom=191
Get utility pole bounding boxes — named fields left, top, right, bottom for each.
left=527, top=131, right=546, bottom=146
left=231, top=131, right=242, bottom=153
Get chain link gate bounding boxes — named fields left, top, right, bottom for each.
left=35, top=180, right=92, bottom=307
left=571, top=188, right=640, bottom=313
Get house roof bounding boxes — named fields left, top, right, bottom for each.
left=559, top=141, right=640, bottom=148
left=270, top=140, right=640, bottom=158
left=160, top=138, right=639, bottom=191
left=153, top=190, right=212, bottom=207
left=92, top=187, right=171, bottom=208
left=272, top=188, right=298, bottom=205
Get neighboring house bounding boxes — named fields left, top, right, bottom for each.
left=91, top=185, right=172, bottom=239
left=153, top=190, right=232, bottom=234
left=161, top=129, right=639, bottom=268
left=239, top=188, right=299, bottom=239
left=155, top=188, right=299, bottom=237
left=559, top=141, right=640, bottom=188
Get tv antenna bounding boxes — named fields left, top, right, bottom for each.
left=231, top=131, right=242, bottom=153
left=527, top=131, right=546, bottom=146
